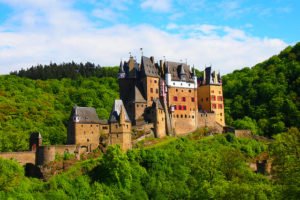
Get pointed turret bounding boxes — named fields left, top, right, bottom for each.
left=180, top=65, right=186, bottom=81
left=217, top=70, right=222, bottom=84
left=118, top=61, right=126, bottom=79
left=119, top=105, right=126, bottom=124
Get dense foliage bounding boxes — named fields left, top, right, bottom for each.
left=2, top=133, right=291, bottom=200
left=0, top=75, right=118, bottom=151
left=223, top=42, right=300, bottom=136
left=10, top=62, right=119, bottom=80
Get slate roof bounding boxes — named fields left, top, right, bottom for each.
left=141, top=56, right=160, bottom=78
left=109, top=100, right=131, bottom=123
left=134, top=86, right=146, bottom=103
left=152, top=99, right=164, bottom=110
left=71, top=106, right=102, bottom=123
left=165, top=61, right=194, bottom=82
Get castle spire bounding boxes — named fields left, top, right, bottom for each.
left=119, top=60, right=124, bottom=73
left=118, top=60, right=125, bottom=79
left=119, top=105, right=126, bottom=124
left=180, top=64, right=186, bottom=80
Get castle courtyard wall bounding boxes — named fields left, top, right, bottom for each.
left=0, top=151, right=36, bottom=165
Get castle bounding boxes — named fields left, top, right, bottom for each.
left=0, top=55, right=225, bottom=166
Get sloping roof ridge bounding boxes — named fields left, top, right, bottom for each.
left=134, top=86, right=146, bottom=102
left=109, top=99, right=131, bottom=123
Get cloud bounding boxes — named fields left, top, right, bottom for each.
left=92, top=8, right=120, bottom=22
left=0, top=1, right=289, bottom=75
left=140, top=0, right=172, bottom=12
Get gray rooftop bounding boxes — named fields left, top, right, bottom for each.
left=141, top=56, right=160, bottom=78
left=166, top=61, right=194, bottom=82
left=134, top=86, right=146, bottom=103
left=71, top=106, right=102, bottom=123
left=109, top=100, right=131, bottom=123
left=152, top=99, right=164, bottom=110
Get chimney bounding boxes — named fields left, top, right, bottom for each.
left=150, top=56, right=154, bottom=64
left=159, top=60, right=164, bottom=75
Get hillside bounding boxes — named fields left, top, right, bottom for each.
left=223, top=42, right=300, bottom=136
left=1, top=129, right=299, bottom=199
left=0, top=75, right=118, bottom=151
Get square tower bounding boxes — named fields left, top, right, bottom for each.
left=197, top=67, right=225, bottom=126
left=109, top=100, right=132, bottom=151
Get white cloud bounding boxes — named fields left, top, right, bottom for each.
left=0, top=1, right=289, bottom=75
left=92, top=8, right=120, bottom=22
left=140, top=0, right=172, bottom=12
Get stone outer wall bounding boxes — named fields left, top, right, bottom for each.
left=209, top=85, right=225, bottom=126
left=154, top=108, right=166, bottom=138
left=37, top=145, right=78, bottom=166
left=0, top=151, right=36, bottom=165
left=197, top=112, right=216, bottom=128
left=168, top=87, right=197, bottom=135
left=134, top=102, right=147, bottom=124
left=235, top=130, right=252, bottom=138
left=197, top=85, right=225, bottom=126
left=143, top=77, right=160, bottom=107
left=74, top=123, right=100, bottom=151
left=99, top=124, right=110, bottom=135
left=109, top=121, right=132, bottom=151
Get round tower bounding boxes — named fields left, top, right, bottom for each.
left=29, top=132, right=42, bottom=151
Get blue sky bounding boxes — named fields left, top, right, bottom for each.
left=0, top=0, right=299, bottom=74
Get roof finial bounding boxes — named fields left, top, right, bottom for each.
left=140, top=48, right=143, bottom=57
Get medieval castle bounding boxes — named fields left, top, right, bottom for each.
left=0, top=55, right=225, bottom=166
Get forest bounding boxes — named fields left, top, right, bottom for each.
left=0, top=43, right=299, bottom=199
left=1, top=129, right=299, bottom=199
left=10, top=62, right=119, bottom=80
left=223, top=42, right=300, bottom=136
left=0, top=75, right=118, bottom=151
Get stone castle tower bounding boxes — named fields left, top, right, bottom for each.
left=197, top=66, right=225, bottom=126
left=108, top=100, right=132, bottom=151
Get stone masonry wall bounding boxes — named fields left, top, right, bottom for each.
left=0, top=151, right=36, bottom=165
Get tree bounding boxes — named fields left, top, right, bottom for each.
left=270, top=127, right=300, bottom=199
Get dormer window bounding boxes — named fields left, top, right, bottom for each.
left=73, top=116, right=80, bottom=122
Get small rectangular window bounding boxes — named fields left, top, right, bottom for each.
left=212, top=104, right=217, bottom=109
left=173, top=96, right=178, bottom=101
left=182, top=97, right=186, bottom=102
left=156, top=88, right=159, bottom=94
left=218, top=104, right=223, bottom=109
left=178, top=105, right=182, bottom=110
left=150, top=88, right=153, bottom=93
left=191, top=97, right=195, bottom=102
